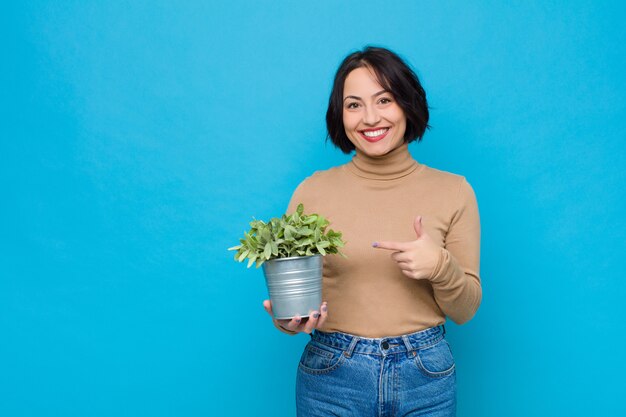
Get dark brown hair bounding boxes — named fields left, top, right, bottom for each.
left=325, top=46, right=430, bottom=153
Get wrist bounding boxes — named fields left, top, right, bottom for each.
left=427, top=247, right=446, bottom=281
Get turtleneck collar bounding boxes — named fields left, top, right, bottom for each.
left=346, top=143, right=422, bottom=180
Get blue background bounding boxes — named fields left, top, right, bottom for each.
left=2, top=1, right=625, bottom=416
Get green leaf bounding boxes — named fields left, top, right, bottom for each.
left=260, top=228, right=271, bottom=243
left=302, top=215, right=317, bottom=225
left=316, top=245, right=326, bottom=255
left=247, top=253, right=258, bottom=268
left=237, top=249, right=250, bottom=262
left=227, top=245, right=241, bottom=251
left=296, top=203, right=304, bottom=216
left=317, top=216, right=329, bottom=228
left=297, top=227, right=313, bottom=236
left=296, top=238, right=313, bottom=247
left=264, top=242, right=272, bottom=259
left=250, top=219, right=265, bottom=229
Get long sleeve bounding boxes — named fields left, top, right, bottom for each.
left=428, top=177, right=482, bottom=324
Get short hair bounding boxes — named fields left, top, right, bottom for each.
left=325, top=46, right=430, bottom=154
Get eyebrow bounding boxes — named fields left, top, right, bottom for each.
left=343, top=89, right=389, bottom=102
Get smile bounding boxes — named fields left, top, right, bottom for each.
left=359, top=128, right=390, bottom=142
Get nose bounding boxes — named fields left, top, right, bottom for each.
left=363, top=105, right=381, bottom=125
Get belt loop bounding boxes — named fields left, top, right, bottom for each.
left=343, top=336, right=359, bottom=358
left=441, top=324, right=446, bottom=336
left=401, top=335, right=415, bottom=357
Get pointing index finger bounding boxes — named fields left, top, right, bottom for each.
left=372, top=241, right=409, bottom=251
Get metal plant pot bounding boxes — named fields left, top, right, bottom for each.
left=262, top=254, right=323, bottom=320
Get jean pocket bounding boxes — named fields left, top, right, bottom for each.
left=298, top=341, right=347, bottom=375
left=414, top=337, right=456, bottom=378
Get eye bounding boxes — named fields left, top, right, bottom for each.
left=379, top=97, right=393, bottom=104
left=346, top=102, right=360, bottom=109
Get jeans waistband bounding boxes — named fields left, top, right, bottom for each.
left=310, top=325, right=446, bottom=357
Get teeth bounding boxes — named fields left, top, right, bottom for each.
left=363, top=128, right=388, bottom=137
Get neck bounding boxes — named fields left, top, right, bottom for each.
left=347, top=143, right=420, bottom=180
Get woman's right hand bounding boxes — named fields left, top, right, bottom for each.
left=263, top=299, right=328, bottom=334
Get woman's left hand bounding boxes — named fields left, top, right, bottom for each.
left=372, top=216, right=441, bottom=280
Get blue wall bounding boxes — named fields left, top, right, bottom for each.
left=2, top=1, right=625, bottom=416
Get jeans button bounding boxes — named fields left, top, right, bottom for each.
left=381, top=341, right=389, bottom=350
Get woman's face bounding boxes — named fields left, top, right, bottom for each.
left=342, top=66, right=407, bottom=157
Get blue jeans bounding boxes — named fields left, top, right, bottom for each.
left=296, top=325, right=456, bottom=417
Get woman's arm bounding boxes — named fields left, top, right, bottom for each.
left=428, top=177, right=482, bottom=324
left=373, top=176, right=482, bottom=324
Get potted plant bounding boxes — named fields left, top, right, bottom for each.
left=228, top=203, right=346, bottom=319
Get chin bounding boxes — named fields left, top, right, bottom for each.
left=358, top=142, right=398, bottom=157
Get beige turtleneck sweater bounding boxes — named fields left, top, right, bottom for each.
left=276, top=143, right=481, bottom=338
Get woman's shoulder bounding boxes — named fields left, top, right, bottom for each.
left=294, top=164, right=348, bottom=188
left=422, top=164, right=465, bottom=180
left=418, top=164, right=475, bottom=197
left=287, top=165, right=348, bottom=213
left=419, top=162, right=465, bottom=181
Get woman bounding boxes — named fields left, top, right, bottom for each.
left=263, top=46, right=481, bottom=416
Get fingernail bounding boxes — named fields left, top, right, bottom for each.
left=313, top=312, right=320, bottom=319
left=322, top=305, right=327, bottom=312
left=372, top=242, right=378, bottom=247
